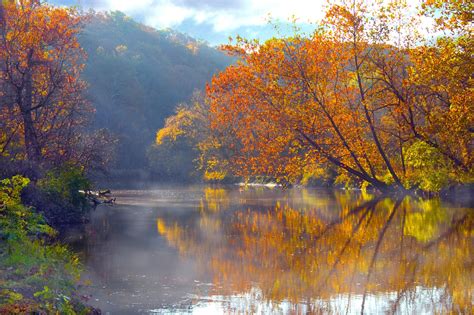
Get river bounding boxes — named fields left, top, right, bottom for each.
left=67, top=186, right=473, bottom=314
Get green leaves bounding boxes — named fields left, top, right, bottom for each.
left=0, top=175, right=30, bottom=208
left=38, top=165, right=91, bottom=209
left=0, top=176, right=83, bottom=313
left=0, top=176, right=54, bottom=241
left=405, top=141, right=450, bottom=192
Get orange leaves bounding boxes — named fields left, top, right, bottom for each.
left=209, top=34, right=369, bottom=183
left=0, top=0, right=90, bottom=163
left=422, top=0, right=474, bottom=32
left=206, top=0, right=472, bottom=190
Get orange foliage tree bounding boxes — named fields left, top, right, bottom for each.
left=206, top=0, right=472, bottom=192
left=0, top=0, right=99, bottom=166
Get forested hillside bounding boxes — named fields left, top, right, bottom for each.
left=79, top=12, right=232, bottom=168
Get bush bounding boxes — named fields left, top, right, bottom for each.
left=19, top=165, right=93, bottom=226
left=38, top=165, right=91, bottom=210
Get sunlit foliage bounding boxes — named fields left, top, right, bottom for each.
left=148, top=91, right=230, bottom=182
left=0, top=0, right=115, bottom=171
left=206, top=0, right=473, bottom=192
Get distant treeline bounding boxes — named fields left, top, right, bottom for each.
left=80, top=11, right=232, bottom=169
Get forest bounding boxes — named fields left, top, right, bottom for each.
left=153, top=0, right=472, bottom=193
left=0, top=0, right=472, bottom=313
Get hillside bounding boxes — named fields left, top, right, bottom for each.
left=79, top=11, right=232, bottom=169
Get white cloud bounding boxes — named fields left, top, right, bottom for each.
left=93, top=0, right=434, bottom=45
left=102, top=0, right=155, bottom=13
left=101, top=0, right=327, bottom=31
left=144, top=1, right=194, bottom=28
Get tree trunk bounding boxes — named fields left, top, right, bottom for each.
left=21, top=68, right=41, bottom=161
left=297, top=129, right=391, bottom=192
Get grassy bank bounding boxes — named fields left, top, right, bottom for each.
left=0, top=176, right=97, bottom=314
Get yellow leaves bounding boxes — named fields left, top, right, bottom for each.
left=155, top=126, right=182, bottom=145
left=4, top=32, right=13, bottom=42
left=155, top=108, right=195, bottom=145
left=422, top=0, right=474, bottom=32
left=204, top=170, right=226, bottom=181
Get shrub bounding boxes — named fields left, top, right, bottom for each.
left=38, top=165, right=91, bottom=210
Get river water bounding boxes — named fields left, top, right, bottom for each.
left=69, top=186, right=473, bottom=314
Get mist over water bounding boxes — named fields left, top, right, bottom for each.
left=69, top=186, right=473, bottom=314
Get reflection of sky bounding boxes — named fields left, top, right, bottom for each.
left=150, top=287, right=451, bottom=314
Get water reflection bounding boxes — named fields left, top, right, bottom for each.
left=77, top=187, right=473, bottom=314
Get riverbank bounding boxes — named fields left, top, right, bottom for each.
left=0, top=176, right=100, bottom=314
left=89, top=168, right=474, bottom=208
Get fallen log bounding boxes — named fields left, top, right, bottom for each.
left=79, top=190, right=115, bottom=207
left=98, top=189, right=111, bottom=197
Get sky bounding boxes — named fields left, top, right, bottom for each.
left=49, top=0, right=327, bottom=45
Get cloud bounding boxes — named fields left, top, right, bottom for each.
left=95, top=0, right=326, bottom=32
left=174, top=0, right=246, bottom=10
left=52, top=0, right=430, bottom=45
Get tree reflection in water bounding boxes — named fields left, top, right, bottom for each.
left=157, top=189, right=473, bottom=314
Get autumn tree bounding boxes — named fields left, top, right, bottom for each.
left=207, top=0, right=473, bottom=192
left=402, top=0, right=473, bottom=189
left=148, top=90, right=232, bottom=181
left=0, top=0, right=111, bottom=168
